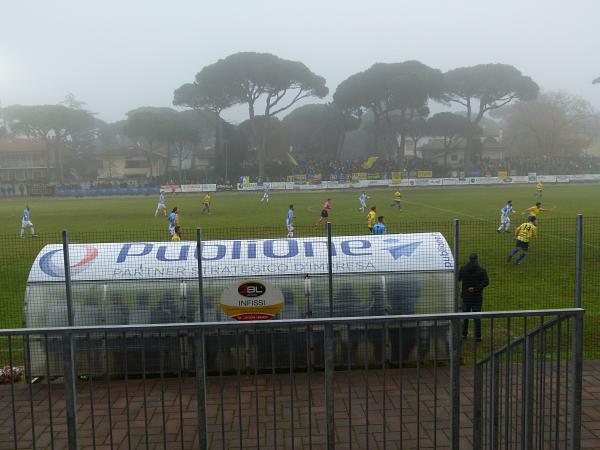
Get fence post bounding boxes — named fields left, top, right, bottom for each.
left=62, top=229, right=74, bottom=326
left=61, top=229, right=78, bottom=449
left=324, top=323, right=335, bottom=450
left=473, top=363, right=483, bottom=450
left=523, top=333, right=534, bottom=450
left=62, top=331, right=78, bottom=450
left=575, top=214, right=583, bottom=308
left=450, top=317, right=461, bottom=450
left=453, top=219, right=460, bottom=313
left=196, top=228, right=205, bottom=322
left=327, top=222, right=334, bottom=318
left=491, top=353, right=500, bottom=450
left=195, top=329, right=208, bottom=450
left=571, top=310, right=584, bottom=450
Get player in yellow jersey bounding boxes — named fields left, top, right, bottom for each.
left=367, top=206, right=377, bottom=232
left=535, top=182, right=544, bottom=200
left=390, top=191, right=402, bottom=209
left=507, top=216, right=538, bottom=265
left=171, top=226, right=182, bottom=241
left=522, top=202, right=548, bottom=220
left=201, top=193, right=211, bottom=215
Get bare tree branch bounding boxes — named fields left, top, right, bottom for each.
left=268, top=89, right=311, bottom=116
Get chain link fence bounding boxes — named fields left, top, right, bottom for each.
left=1, top=217, right=597, bottom=355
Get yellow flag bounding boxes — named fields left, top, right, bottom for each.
left=287, top=152, right=299, bottom=167
left=362, top=156, right=379, bottom=169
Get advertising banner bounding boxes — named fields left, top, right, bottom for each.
left=415, top=178, right=443, bottom=186
left=391, top=172, right=402, bottom=185
left=497, top=171, right=508, bottom=180
left=527, top=173, right=537, bottom=182
left=536, top=175, right=557, bottom=183
left=220, top=280, right=285, bottom=321
left=160, top=184, right=181, bottom=193
left=307, top=174, right=322, bottom=185
left=180, top=184, right=217, bottom=193
left=417, top=171, right=433, bottom=178
left=510, top=176, right=529, bottom=184
left=237, top=183, right=259, bottom=190
left=293, top=174, right=307, bottom=184
left=366, top=179, right=389, bottom=187
left=28, top=232, right=454, bottom=283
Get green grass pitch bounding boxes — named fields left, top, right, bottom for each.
left=0, top=184, right=598, bottom=356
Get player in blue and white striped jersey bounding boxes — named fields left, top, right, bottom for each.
left=286, top=205, right=295, bottom=238
left=155, top=192, right=167, bottom=217
left=260, top=184, right=270, bottom=204
left=20, top=206, right=37, bottom=238
left=497, top=200, right=514, bottom=233
left=358, top=191, right=369, bottom=212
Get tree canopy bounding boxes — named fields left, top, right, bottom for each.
left=3, top=104, right=97, bottom=182
left=495, top=91, right=599, bottom=157
left=443, top=63, right=539, bottom=124
left=125, top=107, right=200, bottom=180
left=186, top=52, right=328, bottom=177
left=283, top=103, right=359, bottom=160
left=442, top=63, right=538, bottom=167
left=427, top=112, right=472, bottom=139
left=334, top=61, right=443, bottom=161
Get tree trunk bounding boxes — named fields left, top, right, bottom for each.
left=398, top=132, right=406, bottom=169
left=214, top=111, right=222, bottom=180
left=444, top=138, right=449, bottom=177
left=44, top=137, right=52, bottom=181
left=257, top=117, right=270, bottom=180
left=335, top=131, right=346, bottom=160
left=178, top=143, right=183, bottom=184
left=56, top=140, right=64, bottom=183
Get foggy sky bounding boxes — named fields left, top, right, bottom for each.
left=1, top=0, right=599, bottom=124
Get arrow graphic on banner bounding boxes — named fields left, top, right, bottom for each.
left=382, top=240, right=422, bottom=260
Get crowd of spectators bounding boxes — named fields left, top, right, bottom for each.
left=475, top=155, right=600, bottom=177
left=292, top=158, right=408, bottom=178
left=249, top=155, right=600, bottom=180
left=3, top=155, right=600, bottom=196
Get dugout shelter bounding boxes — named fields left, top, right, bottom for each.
left=24, top=233, right=454, bottom=376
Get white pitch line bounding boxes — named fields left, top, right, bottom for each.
left=403, top=200, right=600, bottom=250
left=402, top=200, right=488, bottom=221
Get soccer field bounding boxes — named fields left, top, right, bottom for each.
left=1, top=184, right=599, bottom=355
left=1, top=184, right=599, bottom=231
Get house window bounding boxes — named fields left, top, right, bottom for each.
left=450, top=154, right=458, bottom=162
left=125, top=157, right=149, bottom=168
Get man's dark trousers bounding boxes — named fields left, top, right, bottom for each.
left=462, top=298, right=482, bottom=339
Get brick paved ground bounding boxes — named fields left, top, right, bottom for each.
left=1, top=361, right=599, bottom=449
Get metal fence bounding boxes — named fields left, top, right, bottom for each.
left=0, top=216, right=596, bottom=347
left=0, top=309, right=584, bottom=450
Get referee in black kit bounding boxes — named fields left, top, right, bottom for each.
left=459, top=253, right=489, bottom=341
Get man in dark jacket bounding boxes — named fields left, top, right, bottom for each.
left=459, top=253, right=489, bottom=340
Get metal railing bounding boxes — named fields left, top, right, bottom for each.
left=0, top=308, right=583, bottom=450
